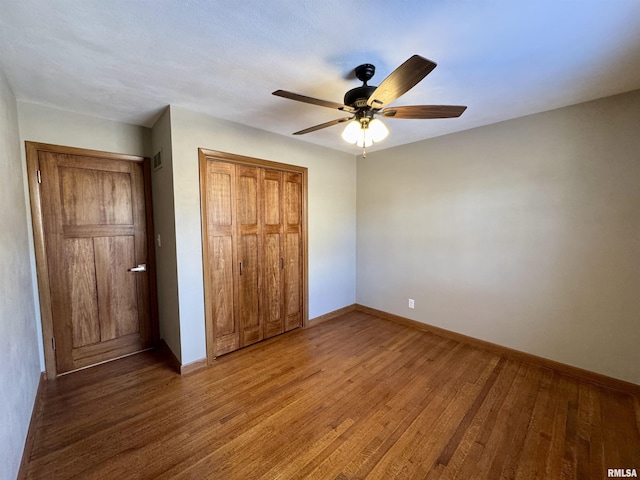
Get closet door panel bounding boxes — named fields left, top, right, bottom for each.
left=237, top=177, right=257, bottom=225
left=205, top=162, right=239, bottom=356
left=263, top=174, right=281, bottom=225
left=285, top=175, right=301, bottom=225
left=239, top=234, right=261, bottom=345
left=263, top=233, right=283, bottom=338
left=284, top=232, right=302, bottom=331
left=211, top=236, right=236, bottom=354
left=283, top=172, right=303, bottom=331
left=236, top=166, right=263, bottom=347
left=263, top=169, right=284, bottom=339
left=209, top=172, right=232, bottom=225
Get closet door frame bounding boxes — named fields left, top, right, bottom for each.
left=198, top=148, right=308, bottom=363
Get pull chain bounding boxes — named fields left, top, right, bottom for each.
left=362, top=145, right=367, bottom=158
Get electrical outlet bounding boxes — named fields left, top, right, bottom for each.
left=408, top=298, right=415, bottom=309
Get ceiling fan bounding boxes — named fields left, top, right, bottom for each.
left=273, top=54, right=467, bottom=155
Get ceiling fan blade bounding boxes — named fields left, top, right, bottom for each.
left=292, top=117, right=352, bottom=135
left=366, top=55, right=437, bottom=109
left=382, top=105, right=467, bottom=119
left=273, top=90, right=355, bottom=112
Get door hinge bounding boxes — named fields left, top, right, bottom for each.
left=52, top=337, right=56, bottom=351
left=36, top=170, right=42, bottom=184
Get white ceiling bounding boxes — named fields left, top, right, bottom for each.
left=1, top=1, right=640, bottom=154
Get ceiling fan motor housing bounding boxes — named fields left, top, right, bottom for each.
left=344, top=85, right=377, bottom=109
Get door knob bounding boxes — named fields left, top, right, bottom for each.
left=128, top=264, right=147, bottom=272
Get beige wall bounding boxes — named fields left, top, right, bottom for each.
left=17, top=102, right=151, bottom=156
left=13, top=90, right=638, bottom=387
left=357, top=89, right=640, bottom=384
left=169, top=106, right=357, bottom=364
left=17, top=102, right=151, bottom=369
left=0, top=73, right=41, bottom=479
left=150, top=108, right=181, bottom=358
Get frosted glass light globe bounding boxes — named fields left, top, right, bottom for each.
left=341, top=120, right=361, bottom=144
left=368, top=118, right=389, bottom=142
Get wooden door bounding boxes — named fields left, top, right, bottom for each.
left=203, top=161, right=240, bottom=356
left=262, top=169, right=284, bottom=339
left=283, top=172, right=303, bottom=331
left=27, top=143, right=156, bottom=376
left=199, top=149, right=307, bottom=361
left=236, top=165, right=263, bottom=347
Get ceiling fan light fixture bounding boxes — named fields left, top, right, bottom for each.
left=341, top=120, right=362, bottom=144
left=341, top=118, right=386, bottom=148
left=368, top=118, right=389, bottom=142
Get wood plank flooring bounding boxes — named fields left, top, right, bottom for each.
left=24, top=311, right=640, bottom=479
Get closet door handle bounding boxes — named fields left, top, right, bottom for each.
left=281, top=257, right=284, bottom=269
left=239, top=261, right=243, bottom=276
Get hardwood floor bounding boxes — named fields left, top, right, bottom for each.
left=24, top=311, right=640, bottom=479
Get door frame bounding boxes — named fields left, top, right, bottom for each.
left=198, top=148, right=309, bottom=364
left=25, top=142, right=159, bottom=379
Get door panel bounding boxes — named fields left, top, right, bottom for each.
left=239, top=234, right=261, bottom=346
left=37, top=149, right=153, bottom=374
left=237, top=173, right=258, bottom=225
left=64, top=238, right=100, bottom=348
left=262, top=169, right=284, bottom=339
left=263, top=175, right=281, bottom=225
left=94, top=236, right=139, bottom=341
left=209, top=172, right=233, bottom=226
left=211, top=236, right=235, bottom=339
left=59, top=167, right=133, bottom=225
left=285, top=233, right=300, bottom=316
left=263, top=233, right=283, bottom=338
left=205, top=163, right=239, bottom=356
left=285, top=232, right=302, bottom=331
left=285, top=176, right=301, bottom=226
left=283, top=173, right=303, bottom=331
left=236, top=166, right=263, bottom=347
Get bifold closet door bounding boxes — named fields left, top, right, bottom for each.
left=201, top=150, right=307, bottom=360
left=205, top=161, right=240, bottom=355
left=283, top=172, right=303, bottom=331
left=206, top=162, right=267, bottom=354
left=262, top=169, right=285, bottom=339
left=236, top=165, right=263, bottom=347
